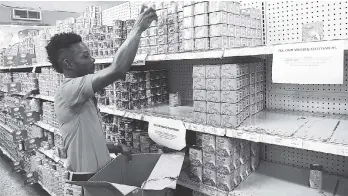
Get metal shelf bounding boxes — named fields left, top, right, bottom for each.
left=178, top=161, right=340, bottom=196
left=1, top=39, right=347, bottom=71
left=0, top=145, right=16, bottom=162
left=231, top=161, right=338, bottom=196
left=0, top=62, right=51, bottom=71
left=37, top=148, right=67, bottom=167
left=0, top=122, right=14, bottom=134
left=24, top=94, right=348, bottom=157
left=38, top=181, right=57, bottom=196
left=34, top=121, right=61, bottom=136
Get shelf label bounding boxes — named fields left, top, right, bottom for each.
left=272, top=40, right=344, bottom=84
left=336, top=145, right=348, bottom=156
left=7, top=82, right=21, bottom=94
left=148, top=117, right=186, bottom=150
left=284, top=138, right=303, bottom=149
left=12, top=130, right=28, bottom=142
left=12, top=160, right=24, bottom=173
left=133, top=54, right=147, bottom=65
left=246, top=132, right=261, bottom=142
left=24, top=172, right=38, bottom=185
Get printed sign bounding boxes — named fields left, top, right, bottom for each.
left=24, top=172, right=38, bottom=185
left=272, top=40, right=344, bottom=84
left=148, top=117, right=186, bottom=150
left=12, top=130, right=28, bottom=142
left=7, top=82, right=21, bottom=94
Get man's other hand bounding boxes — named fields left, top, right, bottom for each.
left=119, top=144, right=132, bottom=162
left=134, top=4, right=158, bottom=32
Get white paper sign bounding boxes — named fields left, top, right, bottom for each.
left=272, top=40, right=344, bottom=84
left=148, top=117, right=186, bottom=150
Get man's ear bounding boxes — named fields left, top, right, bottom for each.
left=63, top=59, right=73, bottom=70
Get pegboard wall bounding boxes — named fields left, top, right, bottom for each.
left=240, top=1, right=267, bottom=45
left=102, top=2, right=131, bottom=26
left=261, top=143, right=348, bottom=177
left=265, top=1, right=348, bottom=44
left=266, top=52, right=348, bottom=115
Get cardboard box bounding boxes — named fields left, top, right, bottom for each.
left=207, top=114, right=221, bottom=126
left=194, top=2, right=209, bottom=15
left=193, top=78, right=206, bottom=90
left=183, top=28, right=194, bottom=40
left=209, top=11, right=228, bottom=25
left=221, top=78, right=244, bottom=90
left=210, top=24, right=228, bottom=37
left=182, top=39, right=195, bottom=51
left=68, top=153, right=184, bottom=196
left=221, top=102, right=243, bottom=116
left=205, top=65, right=221, bottom=79
left=193, top=90, right=206, bottom=101
left=221, top=90, right=243, bottom=103
left=194, top=14, right=209, bottom=27
left=195, top=38, right=210, bottom=51
left=193, top=66, right=206, bottom=78
left=194, top=26, right=209, bottom=38
left=207, top=102, right=221, bottom=114
left=209, top=1, right=229, bottom=12
left=210, top=36, right=229, bottom=50
left=183, top=17, right=194, bottom=28
left=194, top=112, right=207, bottom=124
left=183, top=5, right=194, bottom=17
left=194, top=101, right=207, bottom=112
left=207, top=90, right=221, bottom=102
left=206, top=79, right=220, bottom=91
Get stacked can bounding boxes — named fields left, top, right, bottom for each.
left=189, top=133, right=260, bottom=192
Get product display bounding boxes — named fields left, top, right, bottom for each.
left=188, top=133, right=260, bottom=192
left=193, top=62, right=265, bottom=128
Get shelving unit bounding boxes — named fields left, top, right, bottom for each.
left=231, top=161, right=338, bottom=196
left=0, top=145, right=16, bottom=162
left=24, top=94, right=348, bottom=157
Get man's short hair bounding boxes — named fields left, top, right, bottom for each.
left=45, top=32, right=82, bottom=73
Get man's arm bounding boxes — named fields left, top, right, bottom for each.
left=91, top=6, right=157, bottom=93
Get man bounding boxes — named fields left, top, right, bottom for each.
left=45, top=5, right=157, bottom=184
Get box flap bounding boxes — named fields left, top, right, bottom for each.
left=66, top=181, right=139, bottom=195
left=141, top=152, right=185, bottom=190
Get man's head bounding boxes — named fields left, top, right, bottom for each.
left=45, top=32, right=95, bottom=77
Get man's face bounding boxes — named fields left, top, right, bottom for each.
left=67, top=42, right=95, bottom=76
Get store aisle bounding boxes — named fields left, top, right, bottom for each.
left=0, top=152, right=49, bottom=196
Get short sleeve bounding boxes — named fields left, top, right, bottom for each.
left=61, top=74, right=95, bottom=108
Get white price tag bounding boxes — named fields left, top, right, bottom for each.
left=235, top=130, right=245, bottom=138
left=284, top=138, right=303, bottom=148
left=148, top=117, right=186, bottom=150
left=336, top=145, right=348, bottom=156
left=246, top=132, right=261, bottom=142
left=31, top=65, right=36, bottom=73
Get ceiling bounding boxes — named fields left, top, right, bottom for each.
left=0, top=1, right=127, bottom=13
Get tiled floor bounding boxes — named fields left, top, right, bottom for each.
left=0, top=152, right=50, bottom=196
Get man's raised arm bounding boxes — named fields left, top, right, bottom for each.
left=91, top=5, right=157, bottom=93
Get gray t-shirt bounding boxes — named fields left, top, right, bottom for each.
left=54, top=74, right=111, bottom=173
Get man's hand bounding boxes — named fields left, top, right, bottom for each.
left=118, top=143, right=132, bottom=161
left=134, top=4, right=157, bottom=32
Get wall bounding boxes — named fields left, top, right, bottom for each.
left=0, top=4, right=79, bottom=26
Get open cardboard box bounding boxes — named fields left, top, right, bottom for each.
left=67, top=152, right=185, bottom=196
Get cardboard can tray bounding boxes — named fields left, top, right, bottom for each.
left=67, top=152, right=185, bottom=196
